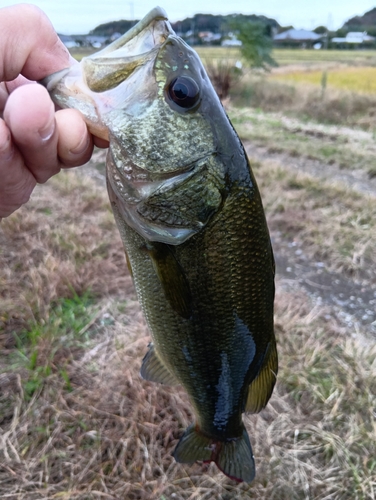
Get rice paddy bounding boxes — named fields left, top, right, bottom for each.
left=271, top=66, right=376, bottom=94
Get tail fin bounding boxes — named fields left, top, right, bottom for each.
left=173, top=424, right=255, bottom=483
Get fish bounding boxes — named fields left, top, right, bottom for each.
left=41, top=6, right=277, bottom=483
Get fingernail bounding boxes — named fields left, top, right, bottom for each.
left=38, top=115, right=55, bottom=140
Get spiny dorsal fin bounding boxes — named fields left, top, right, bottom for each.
left=140, top=343, right=179, bottom=385
left=245, top=338, right=278, bottom=414
left=146, top=242, right=192, bottom=319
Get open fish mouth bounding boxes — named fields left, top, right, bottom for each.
left=43, top=6, right=172, bottom=93
left=80, top=6, right=174, bottom=93
left=40, top=7, right=175, bottom=138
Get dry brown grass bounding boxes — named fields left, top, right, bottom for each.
left=232, top=75, right=376, bottom=129
left=1, top=150, right=375, bottom=498
left=1, top=284, right=375, bottom=499
left=0, top=163, right=128, bottom=341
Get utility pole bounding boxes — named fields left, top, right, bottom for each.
left=128, top=2, right=134, bottom=22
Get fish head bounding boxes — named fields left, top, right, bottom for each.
left=42, top=7, right=229, bottom=243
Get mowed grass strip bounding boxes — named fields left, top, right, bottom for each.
left=230, top=107, right=376, bottom=173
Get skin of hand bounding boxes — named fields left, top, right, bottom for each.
left=0, top=4, right=109, bottom=219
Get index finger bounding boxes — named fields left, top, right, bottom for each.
left=0, top=4, right=70, bottom=82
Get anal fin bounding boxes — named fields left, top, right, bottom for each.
left=140, top=343, right=179, bottom=386
left=245, top=338, right=278, bottom=413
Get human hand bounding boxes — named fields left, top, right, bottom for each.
left=0, top=4, right=108, bottom=219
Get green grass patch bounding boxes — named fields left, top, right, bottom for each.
left=10, top=291, right=97, bottom=399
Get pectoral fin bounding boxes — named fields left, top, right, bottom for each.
left=147, top=242, right=192, bottom=319
left=140, top=343, right=179, bottom=385
left=245, top=338, right=278, bottom=414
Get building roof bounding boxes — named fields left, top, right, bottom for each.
left=274, top=29, right=322, bottom=41
left=331, top=32, right=375, bottom=44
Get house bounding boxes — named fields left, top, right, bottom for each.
left=58, top=34, right=79, bottom=49
left=221, top=39, right=242, bottom=47
left=85, top=35, right=107, bottom=48
left=221, top=32, right=242, bottom=47
left=273, top=29, right=323, bottom=48
left=198, top=31, right=222, bottom=43
left=331, top=32, right=375, bottom=46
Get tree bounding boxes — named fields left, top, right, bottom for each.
left=314, top=26, right=328, bottom=34
left=206, top=20, right=277, bottom=100
left=232, top=21, right=277, bottom=70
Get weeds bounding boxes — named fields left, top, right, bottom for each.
left=0, top=285, right=375, bottom=499
left=204, top=59, right=242, bottom=100
left=231, top=75, right=376, bottom=127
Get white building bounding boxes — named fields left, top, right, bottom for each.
left=332, top=32, right=375, bottom=45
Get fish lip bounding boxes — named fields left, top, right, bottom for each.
left=86, top=6, right=173, bottom=63
left=93, top=6, right=169, bottom=57
left=39, top=67, right=71, bottom=91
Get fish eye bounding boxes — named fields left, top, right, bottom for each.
left=168, top=76, right=200, bottom=109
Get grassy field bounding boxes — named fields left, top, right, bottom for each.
left=195, top=46, right=376, bottom=67
left=1, top=48, right=376, bottom=498
left=271, top=67, right=376, bottom=94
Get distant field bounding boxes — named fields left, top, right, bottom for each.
left=271, top=66, right=376, bottom=94
left=71, top=45, right=376, bottom=67
left=195, top=46, right=376, bottom=67
left=273, top=48, right=376, bottom=66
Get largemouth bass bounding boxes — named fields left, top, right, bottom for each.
left=42, top=7, right=277, bottom=483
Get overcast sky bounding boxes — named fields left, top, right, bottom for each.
left=0, top=0, right=375, bottom=34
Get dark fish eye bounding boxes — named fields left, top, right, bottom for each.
left=168, top=76, right=200, bottom=109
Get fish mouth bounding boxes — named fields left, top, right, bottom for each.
left=41, top=6, right=174, bottom=94
left=80, top=7, right=174, bottom=93
left=93, top=6, right=171, bottom=58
